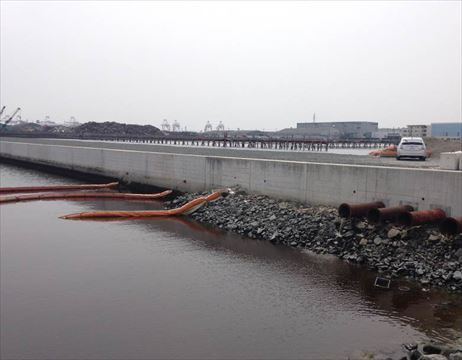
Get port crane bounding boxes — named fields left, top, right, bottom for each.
left=204, top=121, right=213, bottom=132
left=161, top=119, right=171, bottom=131
left=172, top=120, right=180, bottom=132
left=0, top=107, right=21, bottom=130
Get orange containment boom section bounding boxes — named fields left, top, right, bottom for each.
left=60, top=190, right=225, bottom=220
left=0, top=190, right=172, bottom=204
left=0, top=181, right=119, bottom=194
left=369, top=145, right=397, bottom=157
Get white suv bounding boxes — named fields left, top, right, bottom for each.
left=397, top=137, right=427, bottom=161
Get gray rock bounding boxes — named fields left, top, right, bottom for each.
left=278, top=202, right=289, bottom=209
left=428, top=234, right=441, bottom=242
left=455, top=248, right=462, bottom=258
left=388, top=228, right=401, bottom=239
left=452, top=271, right=462, bottom=281
left=449, top=352, right=462, bottom=360
left=421, top=355, right=448, bottom=360
left=359, top=238, right=368, bottom=246
left=343, top=230, right=355, bottom=238
left=374, top=237, right=383, bottom=245
left=420, top=278, right=430, bottom=285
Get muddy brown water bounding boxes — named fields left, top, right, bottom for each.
left=1, top=162, right=461, bottom=359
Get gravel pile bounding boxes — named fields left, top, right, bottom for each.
left=166, top=187, right=462, bottom=293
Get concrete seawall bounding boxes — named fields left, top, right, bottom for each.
left=1, top=140, right=461, bottom=215
left=0, top=137, right=440, bottom=168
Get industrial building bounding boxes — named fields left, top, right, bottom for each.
left=371, top=128, right=403, bottom=140
left=400, top=125, right=429, bottom=138
left=295, top=121, right=378, bottom=139
left=430, top=122, right=462, bottom=139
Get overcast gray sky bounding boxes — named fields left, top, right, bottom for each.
left=1, top=1, right=461, bottom=131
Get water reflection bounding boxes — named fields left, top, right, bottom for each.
left=1, top=162, right=461, bottom=360
left=71, top=197, right=462, bottom=344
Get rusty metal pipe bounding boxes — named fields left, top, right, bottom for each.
left=439, top=217, right=462, bottom=236
left=338, top=201, right=385, bottom=219
left=367, top=205, right=414, bottom=224
left=397, top=208, right=446, bottom=227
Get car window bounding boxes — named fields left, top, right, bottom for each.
left=402, top=141, right=423, bottom=145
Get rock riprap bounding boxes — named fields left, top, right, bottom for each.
left=166, top=188, right=462, bottom=292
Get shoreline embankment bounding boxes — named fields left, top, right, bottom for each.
left=168, top=188, right=462, bottom=294
left=1, top=139, right=462, bottom=292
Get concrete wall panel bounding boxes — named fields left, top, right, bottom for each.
left=440, top=152, right=461, bottom=170
left=249, top=160, right=307, bottom=201
left=206, top=157, right=251, bottom=190
left=1, top=141, right=461, bottom=216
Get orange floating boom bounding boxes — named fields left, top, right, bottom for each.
left=0, top=190, right=172, bottom=204
left=0, top=181, right=119, bottom=194
left=60, top=190, right=224, bottom=220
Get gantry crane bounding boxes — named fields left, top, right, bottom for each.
left=0, top=107, right=21, bottom=130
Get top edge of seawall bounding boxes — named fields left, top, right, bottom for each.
left=1, top=139, right=459, bottom=174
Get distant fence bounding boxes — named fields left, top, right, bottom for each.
left=0, top=133, right=396, bottom=151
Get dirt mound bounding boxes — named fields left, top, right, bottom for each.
left=4, top=121, right=162, bottom=138
left=425, top=137, right=462, bottom=158
left=73, top=122, right=161, bottom=137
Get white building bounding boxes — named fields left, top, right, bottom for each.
left=400, top=125, right=429, bottom=138
left=295, top=121, right=378, bottom=139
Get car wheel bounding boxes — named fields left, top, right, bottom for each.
left=396, top=156, right=401, bottom=160
left=420, top=157, right=426, bottom=161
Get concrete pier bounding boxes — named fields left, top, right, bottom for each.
left=1, top=139, right=461, bottom=215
